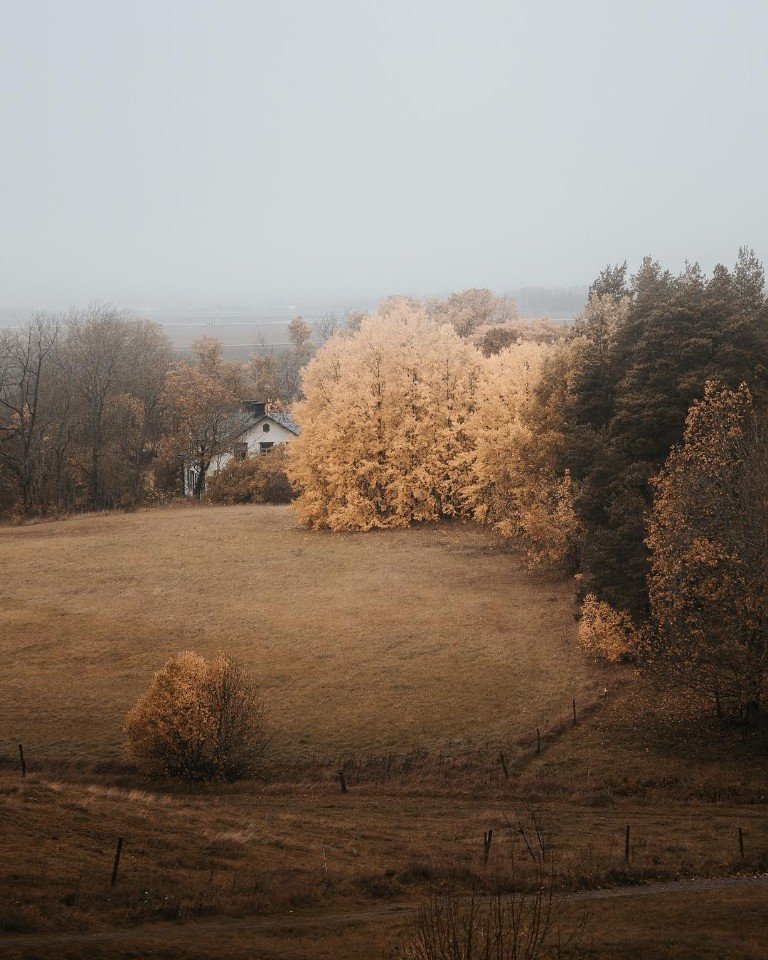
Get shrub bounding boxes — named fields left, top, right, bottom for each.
left=394, top=890, right=584, bottom=960
left=577, top=593, right=637, bottom=662
left=206, top=446, right=293, bottom=504
left=394, top=809, right=587, bottom=960
left=124, top=652, right=267, bottom=782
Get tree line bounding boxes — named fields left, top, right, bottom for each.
left=0, top=307, right=318, bottom=514
left=0, top=305, right=173, bottom=514
left=4, top=267, right=765, bottom=722
left=288, top=250, right=768, bottom=724
left=0, top=290, right=546, bottom=516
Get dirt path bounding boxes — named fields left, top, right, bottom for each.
left=4, top=873, right=767, bottom=950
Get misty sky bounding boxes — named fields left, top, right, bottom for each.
left=2, top=0, right=767, bottom=311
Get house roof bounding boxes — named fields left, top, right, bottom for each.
left=224, top=407, right=300, bottom=443
left=258, top=411, right=300, bottom=436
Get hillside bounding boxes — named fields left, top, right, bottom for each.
left=2, top=506, right=767, bottom=960
left=0, top=505, right=603, bottom=767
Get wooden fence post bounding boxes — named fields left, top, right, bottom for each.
left=536, top=728, right=541, bottom=754
left=337, top=769, right=347, bottom=794
left=624, top=825, right=630, bottom=864
left=111, top=837, right=124, bottom=887
left=739, top=827, right=745, bottom=861
left=572, top=699, right=577, bottom=726
left=18, top=743, right=26, bottom=777
left=498, top=752, right=509, bottom=780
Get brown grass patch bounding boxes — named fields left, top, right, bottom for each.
left=0, top=504, right=607, bottom=765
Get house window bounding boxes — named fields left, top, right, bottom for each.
left=262, top=422, right=270, bottom=433
left=232, top=442, right=248, bottom=461
left=259, top=441, right=274, bottom=453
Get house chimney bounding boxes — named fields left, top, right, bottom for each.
left=244, top=400, right=267, bottom=418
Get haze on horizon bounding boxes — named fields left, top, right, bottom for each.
left=2, top=0, right=767, bottom=315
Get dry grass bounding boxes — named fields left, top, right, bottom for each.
left=0, top=504, right=605, bottom=766
left=2, top=505, right=768, bottom=958
left=1, top=764, right=767, bottom=935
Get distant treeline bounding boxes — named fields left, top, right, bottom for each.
left=0, top=288, right=550, bottom=516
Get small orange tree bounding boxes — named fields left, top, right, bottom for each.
left=124, top=652, right=267, bottom=782
left=577, top=593, right=638, bottom=662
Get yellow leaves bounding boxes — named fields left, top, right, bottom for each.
left=647, top=380, right=768, bottom=703
left=578, top=594, right=638, bottom=663
left=288, top=302, right=482, bottom=530
left=123, top=651, right=265, bottom=782
left=288, top=307, right=583, bottom=572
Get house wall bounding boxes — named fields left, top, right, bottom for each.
left=205, top=419, right=296, bottom=478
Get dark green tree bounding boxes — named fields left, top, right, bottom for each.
left=561, top=251, right=768, bottom=614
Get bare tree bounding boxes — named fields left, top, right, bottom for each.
left=120, top=320, right=173, bottom=501
left=37, top=341, right=77, bottom=512
left=64, top=304, right=133, bottom=507
left=0, top=314, right=60, bottom=514
left=313, top=312, right=340, bottom=345
left=63, top=304, right=172, bottom=508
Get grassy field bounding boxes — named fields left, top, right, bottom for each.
left=0, top=504, right=603, bottom=766
left=1, top=505, right=767, bottom=959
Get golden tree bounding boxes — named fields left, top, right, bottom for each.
left=465, top=341, right=581, bottom=568
left=646, top=382, right=768, bottom=721
left=577, top=593, right=638, bottom=662
left=124, top=652, right=267, bottom=782
left=288, top=300, right=482, bottom=530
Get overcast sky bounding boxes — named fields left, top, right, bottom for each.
left=2, top=0, right=767, bottom=311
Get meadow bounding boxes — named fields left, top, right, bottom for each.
left=0, top=504, right=601, bottom=766
left=1, top=505, right=767, bottom=959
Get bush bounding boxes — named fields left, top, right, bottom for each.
left=124, top=652, right=267, bottom=782
left=577, top=593, right=637, bottom=663
left=395, top=890, right=583, bottom=960
left=394, top=809, right=587, bottom=960
left=206, top=447, right=293, bottom=504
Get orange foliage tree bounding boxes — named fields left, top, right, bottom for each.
left=577, top=593, right=638, bottom=662
left=124, top=651, right=267, bottom=782
left=288, top=300, right=482, bottom=530
left=646, top=382, right=768, bottom=720
left=464, top=341, right=581, bottom=568
left=162, top=337, right=244, bottom=498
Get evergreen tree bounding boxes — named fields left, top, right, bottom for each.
left=560, top=251, right=768, bottom=613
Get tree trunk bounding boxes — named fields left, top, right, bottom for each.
left=21, top=474, right=32, bottom=516
left=194, top=462, right=206, bottom=499
left=55, top=455, right=64, bottom=512
left=90, top=441, right=100, bottom=508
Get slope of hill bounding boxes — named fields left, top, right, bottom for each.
left=3, top=506, right=766, bottom=959
left=0, top=505, right=603, bottom=767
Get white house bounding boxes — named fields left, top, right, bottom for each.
left=184, top=401, right=300, bottom=496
